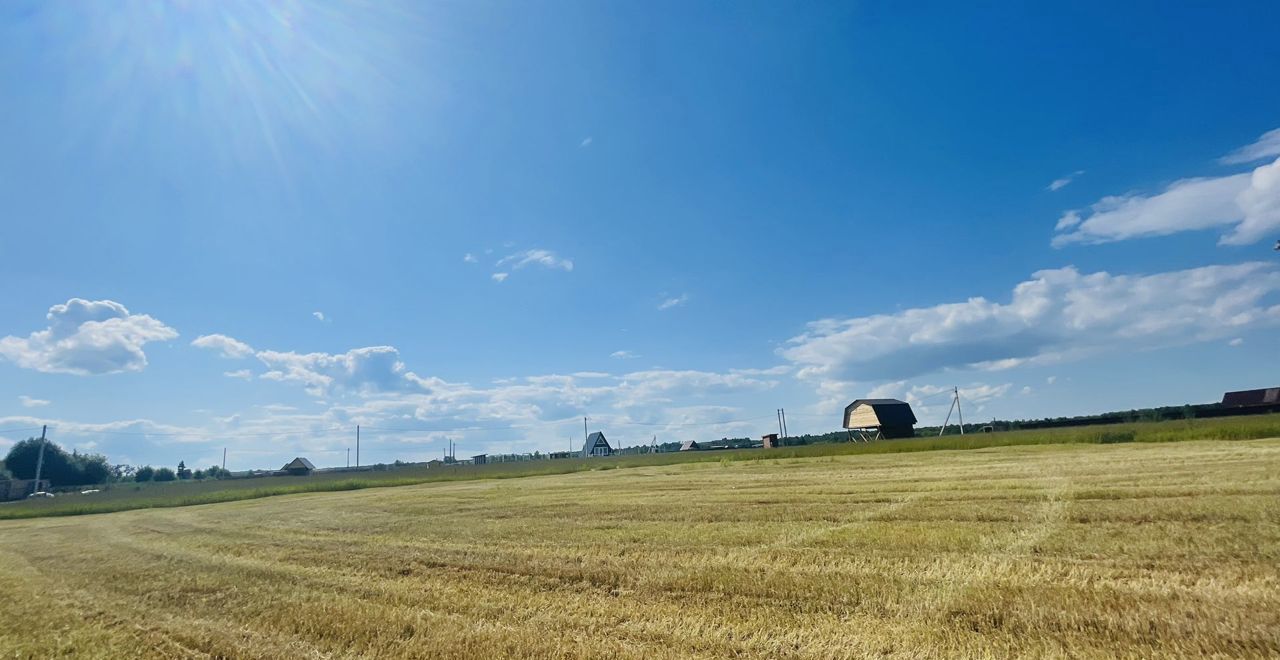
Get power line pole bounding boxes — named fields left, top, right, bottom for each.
left=583, top=416, right=589, bottom=442
left=939, top=393, right=956, bottom=436
left=781, top=408, right=789, bottom=438
left=356, top=425, right=361, bottom=467
left=346, top=448, right=351, bottom=468
left=776, top=409, right=784, bottom=438
left=32, top=425, right=47, bottom=494
left=938, top=387, right=965, bottom=436
left=222, top=447, right=227, bottom=471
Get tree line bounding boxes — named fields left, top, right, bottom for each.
left=1, top=438, right=229, bottom=489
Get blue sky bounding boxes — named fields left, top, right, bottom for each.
left=2, top=1, right=1279, bottom=470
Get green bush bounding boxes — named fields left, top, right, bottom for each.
left=3, top=438, right=112, bottom=487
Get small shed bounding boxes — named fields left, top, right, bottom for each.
left=843, top=399, right=917, bottom=440
left=582, top=432, right=612, bottom=458
left=761, top=433, right=780, bottom=449
left=472, top=454, right=488, bottom=465
left=679, top=440, right=701, bottom=452
left=281, top=457, right=316, bottom=476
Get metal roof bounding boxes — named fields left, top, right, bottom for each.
left=582, top=431, right=611, bottom=455
left=844, top=399, right=918, bottom=427
left=1222, top=388, right=1280, bottom=407
left=281, top=457, right=316, bottom=471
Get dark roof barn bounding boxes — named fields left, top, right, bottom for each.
left=281, top=457, right=316, bottom=475
left=843, top=399, right=917, bottom=439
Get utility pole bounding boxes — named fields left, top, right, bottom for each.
left=32, top=425, right=47, bottom=494
left=781, top=408, right=789, bottom=438
left=777, top=409, right=784, bottom=438
left=583, top=416, right=589, bottom=442
left=347, top=448, right=351, bottom=468
left=356, top=425, right=361, bottom=467
left=938, top=387, right=965, bottom=436
left=222, top=447, right=227, bottom=471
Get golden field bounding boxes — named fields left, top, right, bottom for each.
left=1, top=439, right=1278, bottom=658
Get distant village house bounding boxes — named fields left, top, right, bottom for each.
left=582, top=432, right=612, bottom=458
left=281, top=457, right=316, bottom=476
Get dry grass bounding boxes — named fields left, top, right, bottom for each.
left=1, top=439, right=1277, bottom=658
left=7, top=414, right=1280, bottom=521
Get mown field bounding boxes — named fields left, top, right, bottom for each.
left=5, top=413, right=1280, bottom=520
left=1, top=438, right=1277, bottom=658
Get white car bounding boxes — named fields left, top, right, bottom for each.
left=27, top=491, right=54, bottom=499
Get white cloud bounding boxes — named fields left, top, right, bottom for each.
left=463, top=253, right=478, bottom=263
left=257, top=346, right=415, bottom=397
left=1232, top=157, right=1280, bottom=246
left=1021, top=385, right=1033, bottom=395
left=781, top=262, right=1280, bottom=383
left=579, top=137, right=593, bottom=148
left=0, top=415, right=210, bottom=444
left=312, top=311, right=326, bottom=322
left=658, top=293, right=689, bottom=310
left=195, top=332, right=425, bottom=397
left=875, top=382, right=1011, bottom=407
left=0, top=353, right=789, bottom=467
left=1046, top=376, right=1057, bottom=385
left=1052, top=132, right=1280, bottom=246
left=1221, top=128, right=1280, bottom=165
left=1052, top=172, right=1253, bottom=246
left=496, top=248, right=574, bottom=273
left=491, top=272, right=509, bottom=283
left=610, top=350, right=639, bottom=360
left=730, top=366, right=792, bottom=376
left=1228, top=337, right=1244, bottom=347
left=1047, top=170, right=1084, bottom=192
left=18, top=395, right=50, bottom=408
left=192, top=333, right=255, bottom=359
left=0, top=299, right=178, bottom=375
